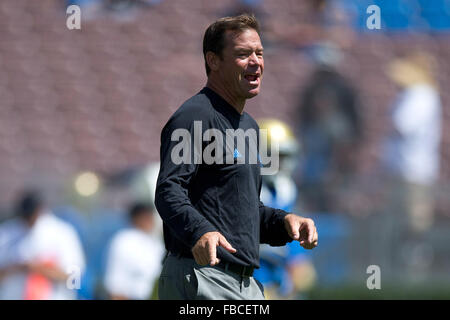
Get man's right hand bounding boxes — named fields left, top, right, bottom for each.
left=192, top=231, right=237, bottom=266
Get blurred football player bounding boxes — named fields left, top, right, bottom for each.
left=0, top=190, right=85, bottom=300
left=103, top=202, right=164, bottom=300
left=254, top=119, right=317, bottom=299
left=382, top=52, right=441, bottom=275
left=383, top=52, right=441, bottom=235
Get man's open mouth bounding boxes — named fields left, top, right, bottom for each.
left=244, top=73, right=260, bottom=83
left=245, top=75, right=258, bottom=81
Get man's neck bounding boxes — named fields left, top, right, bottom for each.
left=206, top=79, right=245, bottom=114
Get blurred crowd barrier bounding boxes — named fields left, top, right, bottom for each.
left=0, top=0, right=450, bottom=299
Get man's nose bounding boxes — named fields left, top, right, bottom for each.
left=248, top=52, right=261, bottom=66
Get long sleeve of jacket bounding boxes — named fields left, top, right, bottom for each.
left=259, top=201, right=293, bottom=246
left=154, top=114, right=218, bottom=249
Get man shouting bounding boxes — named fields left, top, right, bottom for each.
left=155, top=14, right=318, bottom=300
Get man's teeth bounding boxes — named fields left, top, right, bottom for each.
left=246, top=75, right=258, bottom=81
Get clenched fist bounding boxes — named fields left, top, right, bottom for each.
left=284, top=214, right=318, bottom=249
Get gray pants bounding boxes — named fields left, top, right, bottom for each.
left=158, top=255, right=265, bottom=300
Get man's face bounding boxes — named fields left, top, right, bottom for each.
left=217, top=28, right=264, bottom=100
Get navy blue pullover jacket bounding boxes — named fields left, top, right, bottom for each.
left=155, top=87, right=292, bottom=268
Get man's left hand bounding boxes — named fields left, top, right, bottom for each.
left=284, top=214, right=318, bottom=249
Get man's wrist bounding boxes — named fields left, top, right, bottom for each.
left=191, top=226, right=219, bottom=248
left=284, top=213, right=299, bottom=225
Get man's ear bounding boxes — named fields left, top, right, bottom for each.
left=206, top=51, right=220, bottom=72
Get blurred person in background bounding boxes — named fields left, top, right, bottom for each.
left=126, top=162, right=164, bottom=238
left=296, top=43, right=362, bottom=213
left=381, top=52, right=441, bottom=272
left=0, top=190, right=85, bottom=300
left=103, top=202, right=164, bottom=300
left=254, top=119, right=317, bottom=300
